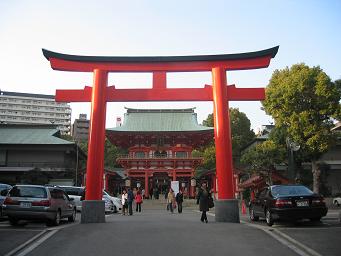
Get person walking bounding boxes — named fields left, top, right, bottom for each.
left=196, top=183, right=210, bottom=223
left=149, top=188, right=153, bottom=200
left=167, top=188, right=175, bottom=213
left=135, top=190, right=143, bottom=212
left=141, top=188, right=145, bottom=199
left=127, top=188, right=134, bottom=215
left=121, top=189, right=128, bottom=216
left=175, top=190, right=184, bottom=213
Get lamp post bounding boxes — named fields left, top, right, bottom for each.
left=286, top=138, right=300, bottom=181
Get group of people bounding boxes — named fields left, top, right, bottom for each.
left=120, top=182, right=213, bottom=223
left=121, top=188, right=143, bottom=216
left=166, top=188, right=184, bottom=213
left=166, top=182, right=213, bottom=223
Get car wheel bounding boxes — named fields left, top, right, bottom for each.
left=334, top=200, right=340, bottom=207
left=265, top=209, right=274, bottom=226
left=9, top=217, right=19, bottom=226
left=68, top=208, right=76, bottom=222
left=249, top=206, right=259, bottom=221
left=113, top=205, right=117, bottom=213
left=50, top=210, right=61, bottom=226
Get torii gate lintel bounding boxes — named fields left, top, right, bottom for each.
left=55, top=84, right=265, bottom=102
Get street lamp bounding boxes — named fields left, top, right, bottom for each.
left=286, top=138, right=300, bottom=181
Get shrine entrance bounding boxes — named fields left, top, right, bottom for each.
left=151, top=172, right=170, bottom=197
left=43, top=46, right=279, bottom=223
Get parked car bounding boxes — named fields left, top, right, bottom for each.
left=249, top=185, right=328, bottom=226
left=59, top=186, right=114, bottom=213
left=0, top=183, right=12, bottom=217
left=103, top=190, right=122, bottom=213
left=102, top=194, right=115, bottom=214
left=3, top=185, right=76, bottom=226
left=58, top=186, right=84, bottom=212
left=333, top=194, right=341, bottom=206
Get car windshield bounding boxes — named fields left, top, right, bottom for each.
left=271, top=185, right=314, bottom=197
left=9, top=186, right=47, bottom=198
left=0, top=184, right=11, bottom=193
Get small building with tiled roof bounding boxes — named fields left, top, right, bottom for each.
left=106, top=108, right=214, bottom=198
left=0, top=124, right=86, bottom=185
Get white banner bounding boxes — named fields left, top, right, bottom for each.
left=171, top=181, right=179, bottom=195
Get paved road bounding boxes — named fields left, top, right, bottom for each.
left=26, top=209, right=297, bottom=256
left=1, top=201, right=340, bottom=256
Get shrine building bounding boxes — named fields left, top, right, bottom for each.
left=106, top=108, right=214, bottom=198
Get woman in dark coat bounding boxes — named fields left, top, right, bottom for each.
left=196, top=183, right=210, bottom=223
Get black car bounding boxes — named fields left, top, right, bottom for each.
left=249, top=185, right=328, bottom=226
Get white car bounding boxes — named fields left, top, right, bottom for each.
left=59, top=186, right=114, bottom=213
left=103, top=191, right=122, bottom=213
left=58, top=186, right=84, bottom=212
left=333, top=196, right=341, bottom=207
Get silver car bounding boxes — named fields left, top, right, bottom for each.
left=3, top=185, right=76, bottom=226
left=0, top=183, right=12, bottom=217
left=59, top=186, right=84, bottom=212
left=103, top=190, right=122, bottom=213
left=60, top=186, right=114, bottom=213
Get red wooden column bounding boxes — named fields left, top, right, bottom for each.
left=213, top=174, right=217, bottom=199
left=212, top=67, right=234, bottom=200
left=173, top=170, right=176, bottom=181
left=144, top=172, right=149, bottom=198
left=85, top=69, right=108, bottom=200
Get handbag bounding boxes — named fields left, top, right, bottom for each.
left=208, top=197, right=214, bottom=208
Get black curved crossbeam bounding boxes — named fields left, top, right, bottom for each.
left=42, top=46, right=279, bottom=63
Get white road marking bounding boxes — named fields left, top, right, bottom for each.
left=242, top=221, right=323, bottom=256
left=4, top=230, right=47, bottom=256
left=194, top=210, right=323, bottom=256
left=2, top=221, right=79, bottom=256
left=15, top=229, right=59, bottom=256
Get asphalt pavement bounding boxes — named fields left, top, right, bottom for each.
left=1, top=201, right=340, bottom=256
left=25, top=209, right=298, bottom=256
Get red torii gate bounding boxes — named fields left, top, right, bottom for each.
left=43, top=46, right=278, bottom=223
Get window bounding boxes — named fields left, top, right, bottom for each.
left=135, top=152, right=145, bottom=158
left=9, top=186, right=47, bottom=198
left=49, top=189, right=64, bottom=199
left=175, top=151, right=187, bottom=158
left=0, top=150, right=7, bottom=166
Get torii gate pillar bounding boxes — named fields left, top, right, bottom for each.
left=81, top=69, right=108, bottom=223
left=212, top=67, right=239, bottom=222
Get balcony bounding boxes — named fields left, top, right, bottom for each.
left=117, top=154, right=203, bottom=160
left=116, top=154, right=203, bottom=169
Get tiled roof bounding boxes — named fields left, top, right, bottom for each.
left=0, top=124, right=73, bottom=145
left=107, top=108, right=213, bottom=132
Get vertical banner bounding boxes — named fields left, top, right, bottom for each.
left=171, top=181, right=179, bottom=195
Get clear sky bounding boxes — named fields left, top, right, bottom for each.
left=0, top=0, right=340, bottom=131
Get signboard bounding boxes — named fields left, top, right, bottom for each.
left=171, top=181, right=179, bottom=195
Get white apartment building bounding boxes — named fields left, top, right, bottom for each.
left=0, top=90, right=71, bottom=134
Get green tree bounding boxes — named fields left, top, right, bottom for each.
left=263, top=64, right=341, bottom=193
left=240, top=140, right=286, bottom=185
left=199, top=108, right=255, bottom=170
left=76, top=139, right=126, bottom=169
